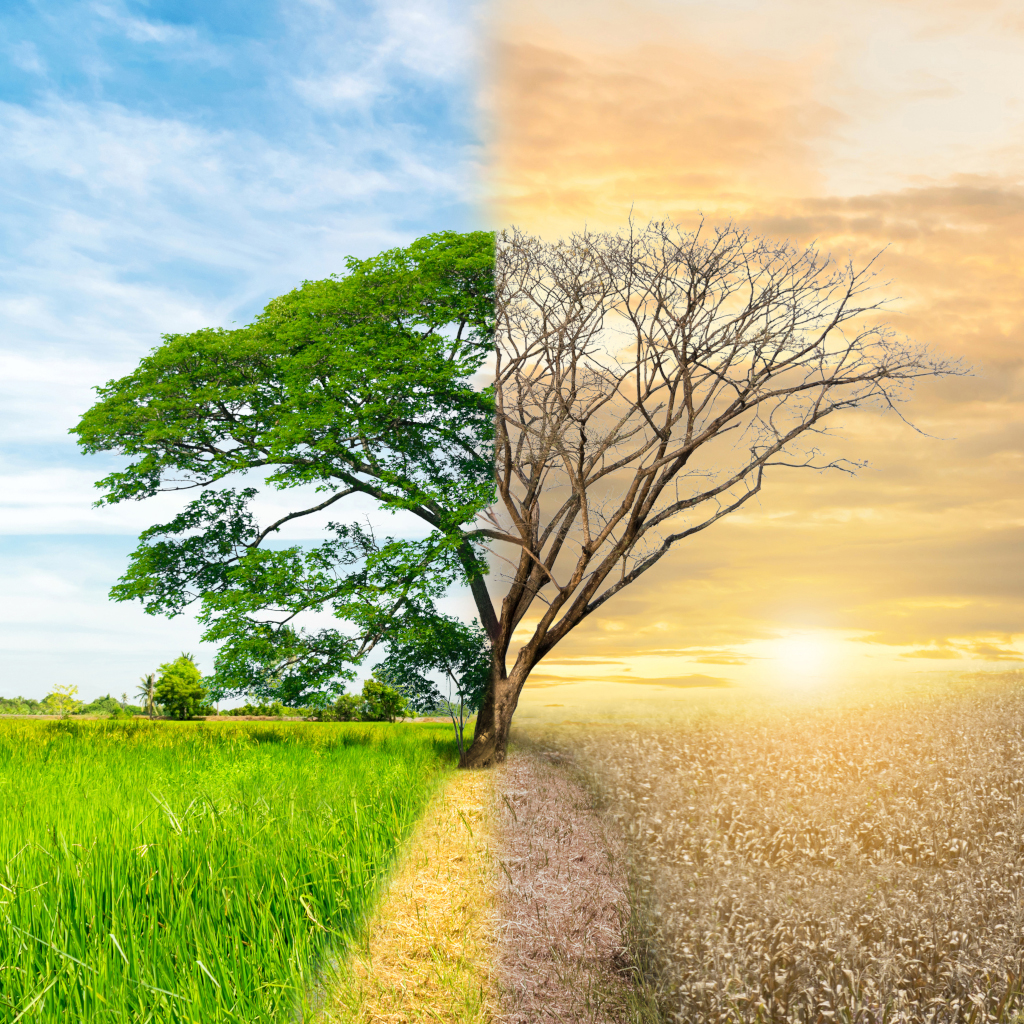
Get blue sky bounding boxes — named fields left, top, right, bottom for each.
left=0, top=0, right=485, bottom=701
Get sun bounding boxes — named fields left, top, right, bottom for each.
left=769, top=633, right=833, bottom=686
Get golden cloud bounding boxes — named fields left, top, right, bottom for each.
left=489, top=38, right=838, bottom=233
left=488, top=0, right=1024, bottom=678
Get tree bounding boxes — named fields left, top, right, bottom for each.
left=458, top=220, right=961, bottom=767
left=73, top=231, right=496, bottom=711
left=379, top=616, right=490, bottom=758
left=155, top=653, right=207, bottom=720
left=80, top=694, right=130, bottom=716
left=320, top=693, right=362, bottom=722
left=359, top=674, right=409, bottom=723
left=136, top=673, right=157, bottom=719
left=44, top=684, right=82, bottom=719
left=74, top=219, right=958, bottom=769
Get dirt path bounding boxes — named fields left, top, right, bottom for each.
left=323, top=749, right=654, bottom=1023
left=493, top=751, right=649, bottom=1024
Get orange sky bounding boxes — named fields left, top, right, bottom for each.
left=487, top=0, right=1023, bottom=701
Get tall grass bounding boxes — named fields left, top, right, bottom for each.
left=543, top=674, right=1024, bottom=1024
left=0, top=719, right=457, bottom=1023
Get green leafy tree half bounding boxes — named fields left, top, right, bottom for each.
left=73, top=230, right=496, bottom=710
left=155, top=654, right=207, bottom=720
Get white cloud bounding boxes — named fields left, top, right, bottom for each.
left=292, top=0, right=483, bottom=108
left=383, top=0, right=480, bottom=79
left=90, top=2, right=227, bottom=62
left=0, top=98, right=409, bottom=206
left=9, top=41, right=46, bottom=75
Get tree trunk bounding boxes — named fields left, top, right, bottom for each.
left=459, top=661, right=529, bottom=768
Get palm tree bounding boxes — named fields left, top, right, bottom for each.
left=136, top=674, right=157, bottom=719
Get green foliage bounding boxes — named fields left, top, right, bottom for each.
left=379, top=616, right=490, bottom=755
left=223, top=701, right=305, bottom=717
left=359, top=674, right=409, bottom=724
left=319, top=693, right=363, bottom=723
left=0, top=719, right=456, bottom=1022
left=154, top=654, right=207, bottom=720
left=43, top=684, right=82, bottom=719
left=374, top=663, right=442, bottom=716
left=73, top=231, right=496, bottom=707
left=0, top=695, right=46, bottom=715
left=79, top=694, right=118, bottom=715
left=78, top=693, right=142, bottom=717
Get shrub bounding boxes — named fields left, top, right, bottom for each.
left=222, top=702, right=304, bottom=717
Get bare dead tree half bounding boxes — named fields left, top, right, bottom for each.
left=460, top=219, right=960, bottom=768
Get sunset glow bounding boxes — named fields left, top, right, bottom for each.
left=492, top=0, right=1023, bottom=693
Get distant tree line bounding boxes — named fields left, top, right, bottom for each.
left=0, top=691, right=141, bottom=717
left=1, top=651, right=475, bottom=729
left=0, top=696, right=47, bottom=715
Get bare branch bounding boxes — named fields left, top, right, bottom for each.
left=484, top=217, right=963, bottom=681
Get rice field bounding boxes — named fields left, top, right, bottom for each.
left=539, top=673, right=1024, bottom=1024
left=0, top=719, right=457, bottom=1023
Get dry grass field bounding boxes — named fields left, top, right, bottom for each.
left=324, top=770, right=497, bottom=1024
left=528, top=673, right=1024, bottom=1024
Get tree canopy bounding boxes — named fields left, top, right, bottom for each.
left=74, top=231, right=496, bottom=707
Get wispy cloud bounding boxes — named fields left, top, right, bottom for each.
left=292, top=0, right=482, bottom=108
left=0, top=0, right=483, bottom=697
left=0, top=91, right=473, bottom=438
left=9, top=41, right=46, bottom=75
left=91, top=2, right=225, bottom=61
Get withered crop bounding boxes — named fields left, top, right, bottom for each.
left=553, top=674, right=1024, bottom=1024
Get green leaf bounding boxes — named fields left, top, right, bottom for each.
left=74, top=230, right=496, bottom=707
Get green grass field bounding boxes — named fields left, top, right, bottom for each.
left=0, top=719, right=457, bottom=1023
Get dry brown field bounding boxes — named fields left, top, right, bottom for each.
left=523, top=672, right=1024, bottom=1024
